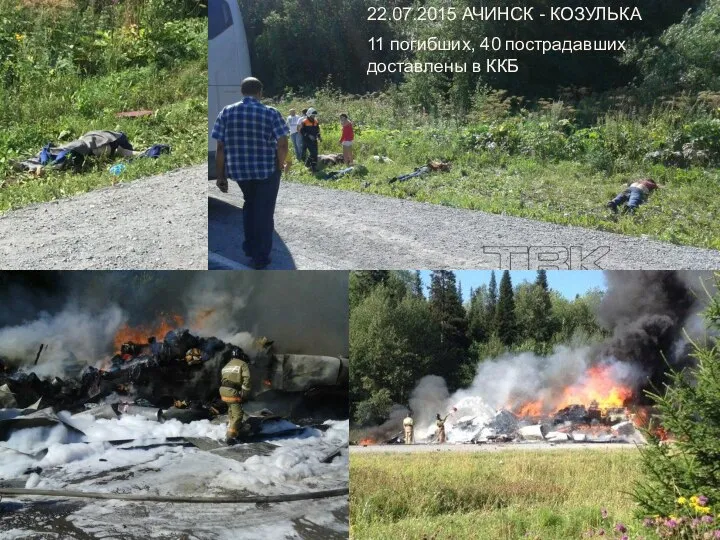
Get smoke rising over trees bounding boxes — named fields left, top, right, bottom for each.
left=349, top=271, right=714, bottom=427
left=351, top=270, right=613, bottom=425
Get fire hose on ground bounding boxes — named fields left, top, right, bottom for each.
left=0, top=486, right=348, bottom=504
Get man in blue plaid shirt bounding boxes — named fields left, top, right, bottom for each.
left=212, top=77, right=289, bottom=269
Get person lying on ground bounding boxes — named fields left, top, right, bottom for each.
left=607, top=178, right=660, bottom=214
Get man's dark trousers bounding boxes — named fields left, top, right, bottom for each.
left=304, top=137, right=318, bottom=171
left=238, top=168, right=281, bottom=265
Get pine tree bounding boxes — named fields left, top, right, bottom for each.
left=533, top=270, right=554, bottom=346
left=428, top=270, right=469, bottom=389
left=634, top=276, right=720, bottom=518
left=349, top=271, right=391, bottom=309
left=412, top=271, right=424, bottom=298
left=486, top=271, right=498, bottom=335
left=467, top=286, right=489, bottom=343
left=496, top=270, right=517, bottom=347
left=535, top=269, right=549, bottom=291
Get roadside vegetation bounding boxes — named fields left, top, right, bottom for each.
left=351, top=449, right=643, bottom=539
left=246, top=0, right=720, bottom=249
left=281, top=89, right=720, bottom=250
left=351, top=274, right=720, bottom=540
left=0, top=0, right=207, bottom=213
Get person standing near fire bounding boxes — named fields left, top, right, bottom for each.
left=403, top=412, right=414, bottom=444
left=436, top=413, right=449, bottom=443
left=219, top=346, right=252, bottom=445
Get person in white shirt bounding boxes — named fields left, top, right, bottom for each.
left=286, top=109, right=302, bottom=161
left=295, top=108, right=308, bottom=161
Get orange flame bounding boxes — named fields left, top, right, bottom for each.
left=511, top=364, right=634, bottom=416
left=516, top=401, right=544, bottom=417
left=561, top=365, right=633, bottom=410
left=358, top=438, right=376, bottom=446
left=113, top=314, right=185, bottom=351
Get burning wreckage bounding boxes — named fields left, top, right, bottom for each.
left=355, top=363, right=659, bottom=448
left=431, top=400, right=646, bottom=446
left=1, top=329, right=349, bottom=433
left=359, top=400, right=648, bottom=447
left=356, top=271, right=713, bottom=448
left=0, top=329, right=350, bottom=537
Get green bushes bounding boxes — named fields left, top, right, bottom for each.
left=626, top=0, right=720, bottom=97
left=455, top=105, right=720, bottom=171
left=634, top=274, right=720, bottom=519
left=282, top=90, right=719, bottom=248
left=0, top=0, right=205, bottom=86
left=0, top=0, right=207, bottom=210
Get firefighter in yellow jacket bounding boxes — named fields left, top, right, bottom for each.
left=219, top=346, right=251, bottom=444
left=436, top=413, right=448, bottom=444
left=403, top=413, right=414, bottom=444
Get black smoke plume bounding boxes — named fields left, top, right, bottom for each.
left=0, top=271, right=349, bottom=376
left=596, top=271, right=712, bottom=394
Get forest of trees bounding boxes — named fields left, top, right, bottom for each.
left=349, top=270, right=607, bottom=426
left=237, top=0, right=718, bottom=107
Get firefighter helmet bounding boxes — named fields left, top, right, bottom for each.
left=184, top=348, right=203, bottom=365
left=230, top=346, right=249, bottom=362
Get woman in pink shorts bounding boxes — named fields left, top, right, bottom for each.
left=339, top=113, right=354, bottom=165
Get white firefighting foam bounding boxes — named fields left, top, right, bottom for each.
left=0, top=414, right=348, bottom=492
left=0, top=415, right=348, bottom=538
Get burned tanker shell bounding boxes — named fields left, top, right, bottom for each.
left=0, top=330, right=349, bottom=422
left=261, top=355, right=349, bottom=393
left=161, top=405, right=212, bottom=423
left=0, top=407, right=86, bottom=442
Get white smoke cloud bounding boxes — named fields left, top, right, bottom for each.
left=408, top=375, right=450, bottom=434
left=0, top=304, right=126, bottom=377
left=408, top=346, right=648, bottom=437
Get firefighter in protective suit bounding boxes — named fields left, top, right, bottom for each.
left=403, top=413, right=414, bottom=444
left=219, top=346, right=252, bottom=444
left=436, top=413, right=448, bottom=444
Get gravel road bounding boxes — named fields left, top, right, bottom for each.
left=350, top=443, right=641, bottom=454
left=209, top=181, right=720, bottom=270
left=0, top=166, right=207, bottom=269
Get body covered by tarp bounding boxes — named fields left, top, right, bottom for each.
left=14, top=131, right=135, bottom=172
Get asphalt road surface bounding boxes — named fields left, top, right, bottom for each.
left=208, top=181, right=720, bottom=270
left=350, top=442, right=641, bottom=454
left=0, top=166, right=207, bottom=270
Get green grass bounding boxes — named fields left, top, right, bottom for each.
left=350, top=449, right=645, bottom=540
left=279, top=93, right=720, bottom=250
left=0, top=1, right=206, bottom=213
left=0, top=61, right=207, bottom=212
